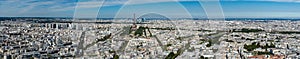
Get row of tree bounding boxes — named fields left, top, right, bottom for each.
left=244, top=42, right=275, bottom=51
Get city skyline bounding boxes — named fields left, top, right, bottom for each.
left=1, top=0, right=300, bottom=59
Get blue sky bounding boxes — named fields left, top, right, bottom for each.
left=1, top=0, right=300, bottom=18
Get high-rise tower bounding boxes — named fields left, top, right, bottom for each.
left=131, top=13, right=137, bottom=30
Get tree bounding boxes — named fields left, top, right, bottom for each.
left=206, top=40, right=212, bottom=47
left=113, top=54, right=119, bottom=59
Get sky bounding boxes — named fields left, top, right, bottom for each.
left=1, top=0, right=300, bottom=18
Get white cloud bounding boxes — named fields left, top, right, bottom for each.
left=52, top=6, right=75, bottom=11
left=76, top=1, right=105, bottom=8
left=13, top=0, right=221, bottom=12
left=20, top=1, right=56, bottom=13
